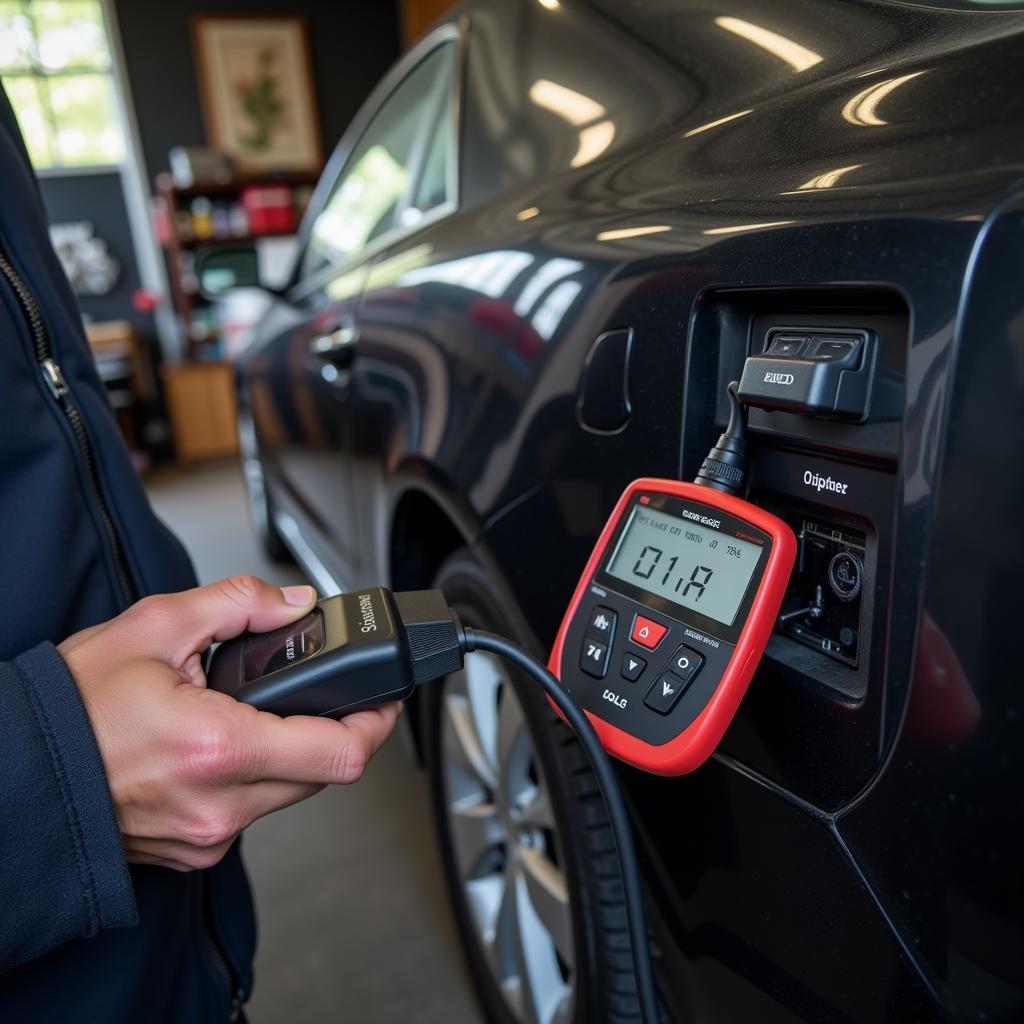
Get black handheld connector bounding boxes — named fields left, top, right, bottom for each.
left=694, top=380, right=748, bottom=496
left=207, top=587, right=659, bottom=1023
left=207, top=587, right=465, bottom=718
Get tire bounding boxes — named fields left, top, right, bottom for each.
left=425, top=549, right=643, bottom=1024
left=238, top=409, right=291, bottom=564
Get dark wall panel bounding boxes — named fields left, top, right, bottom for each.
left=38, top=171, right=147, bottom=329
left=113, top=1, right=402, bottom=180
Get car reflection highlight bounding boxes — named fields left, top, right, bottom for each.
left=703, top=221, right=795, bottom=235
left=528, top=78, right=616, bottom=167
left=841, top=71, right=926, bottom=126
left=596, top=225, right=672, bottom=241
left=714, top=16, right=823, bottom=72
left=683, top=109, right=753, bottom=137
left=795, top=163, right=864, bottom=189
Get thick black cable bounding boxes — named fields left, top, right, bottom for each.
left=461, top=628, right=660, bottom=1024
left=694, top=379, right=748, bottom=496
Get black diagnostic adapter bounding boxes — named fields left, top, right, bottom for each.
left=207, top=587, right=464, bottom=717
left=737, top=327, right=877, bottom=421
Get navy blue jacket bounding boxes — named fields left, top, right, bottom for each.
left=0, top=88, right=255, bottom=1021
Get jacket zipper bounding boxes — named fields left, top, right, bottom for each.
left=198, top=874, right=244, bottom=1021
left=0, top=245, right=135, bottom=608
left=206, top=936, right=243, bottom=1022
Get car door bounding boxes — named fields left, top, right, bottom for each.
left=342, top=37, right=459, bottom=582
left=253, top=32, right=458, bottom=584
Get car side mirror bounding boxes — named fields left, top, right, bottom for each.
left=195, top=246, right=262, bottom=298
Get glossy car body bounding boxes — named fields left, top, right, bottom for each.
left=237, top=1, right=1024, bottom=1020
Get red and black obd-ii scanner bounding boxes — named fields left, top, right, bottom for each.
left=549, top=388, right=796, bottom=775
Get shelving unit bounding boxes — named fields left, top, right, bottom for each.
left=153, top=170, right=316, bottom=360
left=152, top=171, right=317, bottom=465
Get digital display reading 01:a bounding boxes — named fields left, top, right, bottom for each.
left=605, top=505, right=763, bottom=626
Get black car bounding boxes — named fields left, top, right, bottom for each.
left=214, top=1, right=1024, bottom=1020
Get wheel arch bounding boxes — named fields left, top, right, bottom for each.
left=387, top=459, right=544, bottom=758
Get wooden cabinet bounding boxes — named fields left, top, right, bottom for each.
left=162, top=361, right=239, bottom=467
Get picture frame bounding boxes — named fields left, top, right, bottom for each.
left=191, top=15, right=323, bottom=175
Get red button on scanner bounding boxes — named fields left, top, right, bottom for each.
left=630, top=615, right=668, bottom=650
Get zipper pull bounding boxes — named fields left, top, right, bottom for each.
left=41, top=357, right=69, bottom=402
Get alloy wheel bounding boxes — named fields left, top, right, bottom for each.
left=440, top=650, right=576, bottom=1024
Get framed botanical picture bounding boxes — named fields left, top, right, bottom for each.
left=191, top=16, right=323, bottom=174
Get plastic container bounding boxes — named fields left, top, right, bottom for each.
left=241, top=186, right=295, bottom=235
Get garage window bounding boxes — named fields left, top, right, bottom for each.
left=0, top=0, right=124, bottom=169
left=302, top=40, right=455, bottom=281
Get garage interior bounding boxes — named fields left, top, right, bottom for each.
left=8, top=1, right=1020, bottom=1022
left=1, top=1, right=475, bottom=1020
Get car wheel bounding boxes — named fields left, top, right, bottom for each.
left=425, top=550, right=644, bottom=1024
left=238, top=408, right=291, bottom=563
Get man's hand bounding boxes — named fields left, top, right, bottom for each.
left=59, top=576, right=401, bottom=872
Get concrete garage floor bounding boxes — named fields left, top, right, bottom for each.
left=145, top=461, right=480, bottom=1024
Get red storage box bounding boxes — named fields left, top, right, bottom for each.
left=241, top=185, right=295, bottom=235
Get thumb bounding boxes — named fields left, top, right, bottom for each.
left=133, top=575, right=317, bottom=667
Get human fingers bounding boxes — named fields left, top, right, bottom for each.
left=240, top=703, right=403, bottom=785
left=124, top=575, right=317, bottom=670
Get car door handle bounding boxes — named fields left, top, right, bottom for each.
left=310, top=324, right=359, bottom=366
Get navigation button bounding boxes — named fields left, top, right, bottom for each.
left=580, top=637, right=610, bottom=678
left=768, top=333, right=809, bottom=357
left=644, top=671, right=689, bottom=715
left=630, top=615, right=668, bottom=650
left=807, top=335, right=861, bottom=367
left=586, top=605, right=617, bottom=640
left=663, top=644, right=704, bottom=686
left=621, top=653, right=646, bottom=682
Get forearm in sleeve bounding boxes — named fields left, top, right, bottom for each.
left=0, top=642, right=136, bottom=971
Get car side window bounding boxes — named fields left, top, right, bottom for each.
left=302, top=43, right=454, bottom=282
left=410, top=105, right=450, bottom=215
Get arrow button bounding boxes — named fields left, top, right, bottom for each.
left=644, top=670, right=690, bottom=715
left=620, top=652, right=647, bottom=682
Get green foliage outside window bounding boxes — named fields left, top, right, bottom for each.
left=0, top=0, right=124, bottom=169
